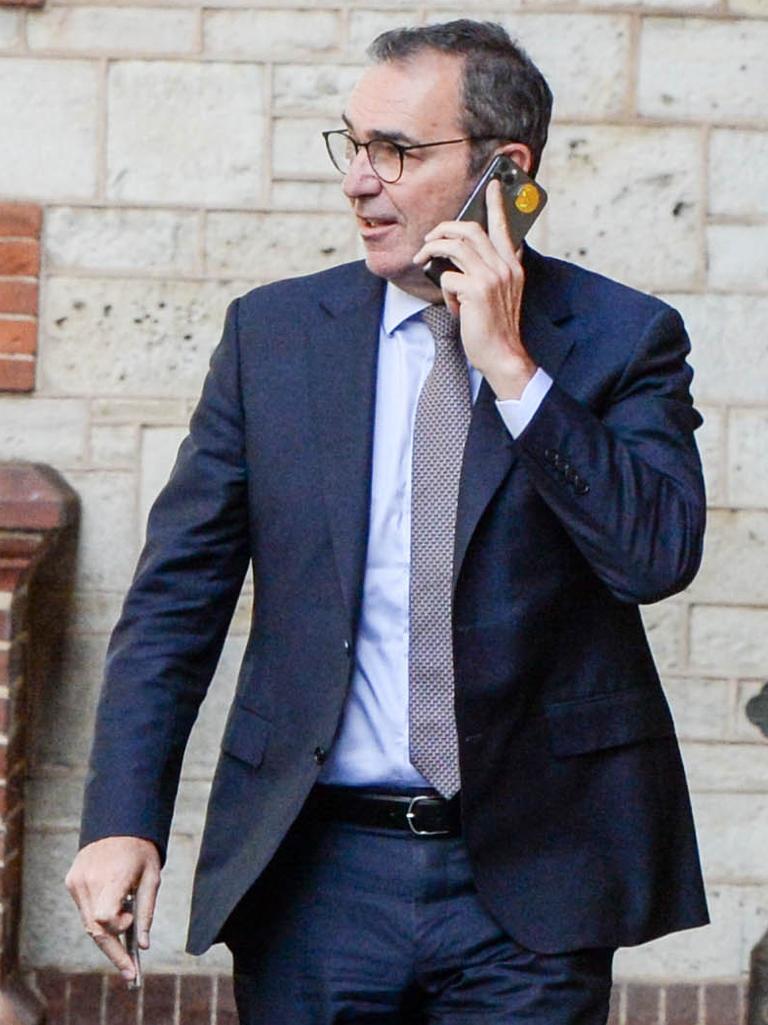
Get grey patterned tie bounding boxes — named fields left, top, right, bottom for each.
left=408, top=304, right=472, bottom=798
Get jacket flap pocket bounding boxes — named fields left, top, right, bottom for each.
left=221, top=704, right=271, bottom=768
left=545, top=687, right=675, bottom=758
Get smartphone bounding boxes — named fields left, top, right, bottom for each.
left=121, top=894, right=142, bottom=990
left=423, top=154, right=547, bottom=287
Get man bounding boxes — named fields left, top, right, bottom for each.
left=66, top=20, right=708, bottom=1025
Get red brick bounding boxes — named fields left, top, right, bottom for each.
left=105, top=973, right=140, bottom=1025
left=0, top=205, right=42, bottom=239
left=180, top=975, right=212, bottom=1024
left=0, top=320, right=36, bottom=355
left=35, top=968, right=68, bottom=1025
left=0, top=240, right=39, bottom=277
left=0, top=280, right=37, bottom=316
left=704, top=983, right=740, bottom=1025
left=0, top=356, right=35, bottom=392
left=627, top=983, right=661, bottom=1025
left=68, top=973, right=103, bottom=1025
left=216, top=975, right=238, bottom=1025
left=142, top=974, right=176, bottom=1025
left=667, top=983, right=700, bottom=1024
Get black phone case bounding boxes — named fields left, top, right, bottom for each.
left=424, top=155, right=547, bottom=287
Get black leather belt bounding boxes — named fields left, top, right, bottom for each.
left=311, top=785, right=461, bottom=837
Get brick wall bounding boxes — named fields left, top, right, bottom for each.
left=0, top=0, right=766, bottom=1003
left=0, top=203, right=41, bottom=392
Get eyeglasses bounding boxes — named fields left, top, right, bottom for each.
left=322, top=129, right=498, bottom=184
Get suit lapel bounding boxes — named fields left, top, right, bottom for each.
left=453, top=248, right=576, bottom=589
left=308, top=265, right=385, bottom=627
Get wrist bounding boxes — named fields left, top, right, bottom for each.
left=484, top=352, right=538, bottom=400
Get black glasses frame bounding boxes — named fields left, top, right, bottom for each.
left=322, top=129, right=498, bottom=184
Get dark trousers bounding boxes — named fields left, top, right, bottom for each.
left=224, top=806, right=615, bottom=1024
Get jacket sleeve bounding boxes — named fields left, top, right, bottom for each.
left=516, top=304, right=705, bottom=605
left=80, top=298, right=251, bottom=861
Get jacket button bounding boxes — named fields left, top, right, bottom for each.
left=343, top=639, right=351, bottom=655
left=314, top=746, right=327, bottom=765
left=544, top=448, right=556, bottom=463
left=575, top=481, right=590, bottom=495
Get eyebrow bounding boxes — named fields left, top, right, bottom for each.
left=341, top=113, right=419, bottom=147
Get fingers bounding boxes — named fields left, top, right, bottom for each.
left=134, top=862, right=161, bottom=949
left=65, top=837, right=161, bottom=978
left=485, top=179, right=519, bottom=264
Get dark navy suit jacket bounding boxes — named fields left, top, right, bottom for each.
left=81, top=248, right=709, bottom=956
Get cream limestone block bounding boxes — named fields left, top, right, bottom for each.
left=663, top=293, right=768, bottom=405
left=40, top=276, right=251, bottom=398
left=71, top=591, right=127, bottom=634
left=615, top=883, right=767, bottom=978
left=521, top=0, right=719, bottom=7
left=729, top=0, right=768, bottom=14
left=91, top=397, right=189, bottom=424
left=683, top=740, right=768, bottom=793
left=689, top=606, right=768, bottom=676
left=687, top=510, right=768, bottom=604
left=67, top=470, right=140, bottom=591
left=710, top=130, right=768, bottom=217
left=708, top=225, right=768, bottom=291
left=348, top=8, right=424, bottom=52
left=496, top=13, right=632, bottom=119
left=139, top=425, right=187, bottom=536
left=146, top=835, right=232, bottom=971
left=182, top=634, right=244, bottom=775
left=31, top=634, right=107, bottom=766
left=89, top=423, right=138, bottom=468
left=204, top=8, right=341, bottom=59
left=696, top=405, right=725, bottom=506
left=692, top=792, right=768, bottom=882
left=639, top=18, right=768, bottom=123
left=171, top=780, right=212, bottom=835
left=273, top=117, right=336, bottom=179
left=46, top=207, right=200, bottom=275
left=0, top=10, right=19, bottom=48
left=728, top=409, right=768, bottom=508
left=0, top=397, right=88, bottom=466
left=205, top=211, right=358, bottom=280
left=662, top=677, right=731, bottom=742
left=27, top=7, right=198, bottom=55
left=272, top=181, right=349, bottom=212
left=625, top=883, right=767, bottom=978
left=107, top=61, right=265, bottom=206
left=641, top=601, right=685, bottom=672
left=0, top=59, right=99, bottom=199
left=736, top=680, right=768, bottom=742
left=544, top=125, right=701, bottom=292
left=25, top=775, right=86, bottom=831
left=273, top=64, right=364, bottom=116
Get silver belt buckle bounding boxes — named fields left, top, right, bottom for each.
left=406, top=795, right=450, bottom=837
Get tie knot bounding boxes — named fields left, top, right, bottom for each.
left=421, top=304, right=460, bottom=349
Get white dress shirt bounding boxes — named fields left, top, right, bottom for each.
left=319, top=282, right=552, bottom=788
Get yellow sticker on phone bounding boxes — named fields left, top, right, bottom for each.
left=514, top=184, right=541, bottom=214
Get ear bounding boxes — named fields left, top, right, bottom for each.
left=495, top=142, right=534, bottom=176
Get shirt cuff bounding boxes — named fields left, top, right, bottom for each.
left=495, top=368, right=554, bottom=438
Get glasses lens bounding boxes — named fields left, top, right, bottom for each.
left=325, top=132, right=354, bottom=175
left=368, top=140, right=402, bottom=183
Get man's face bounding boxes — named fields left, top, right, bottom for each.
left=341, top=52, right=478, bottom=299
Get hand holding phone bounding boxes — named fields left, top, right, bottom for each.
left=423, top=154, right=547, bottom=287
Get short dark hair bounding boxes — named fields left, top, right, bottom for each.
left=366, top=20, right=553, bottom=177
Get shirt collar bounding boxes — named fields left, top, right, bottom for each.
left=382, top=282, right=431, bottom=336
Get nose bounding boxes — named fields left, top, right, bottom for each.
left=342, top=147, right=382, bottom=199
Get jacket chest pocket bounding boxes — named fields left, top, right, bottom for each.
left=544, top=685, right=675, bottom=758
left=221, top=702, right=271, bottom=769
